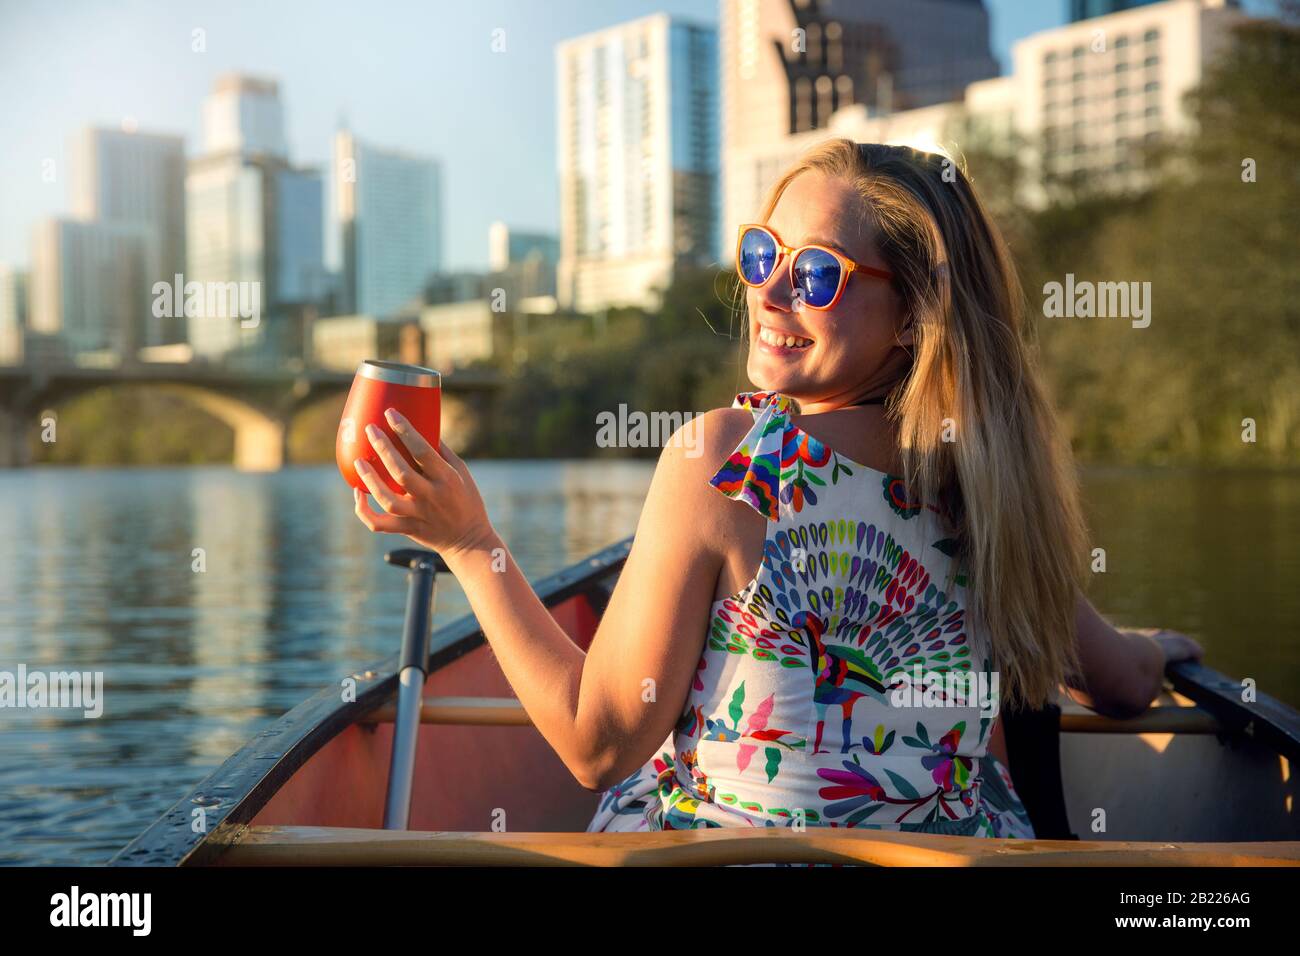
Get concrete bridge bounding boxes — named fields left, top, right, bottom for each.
left=0, top=362, right=501, bottom=470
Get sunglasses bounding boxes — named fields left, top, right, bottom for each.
left=735, top=223, right=894, bottom=311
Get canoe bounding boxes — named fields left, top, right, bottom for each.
left=112, top=539, right=1300, bottom=867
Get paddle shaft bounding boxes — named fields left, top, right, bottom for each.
left=382, top=553, right=440, bottom=830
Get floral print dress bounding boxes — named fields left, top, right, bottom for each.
left=587, top=390, right=1035, bottom=839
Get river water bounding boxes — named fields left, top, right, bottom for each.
left=0, top=463, right=1296, bottom=865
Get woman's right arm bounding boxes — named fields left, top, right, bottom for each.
left=1064, top=594, right=1203, bottom=719
left=567, top=410, right=752, bottom=789
left=427, top=408, right=753, bottom=792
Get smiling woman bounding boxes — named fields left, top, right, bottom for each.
left=348, top=138, right=1200, bottom=840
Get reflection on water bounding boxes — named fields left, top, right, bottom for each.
left=1081, top=468, right=1300, bottom=708
left=0, top=463, right=1296, bottom=865
left=0, top=461, right=653, bottom=866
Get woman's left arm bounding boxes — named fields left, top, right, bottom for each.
left=1065, top=595, right=1204, bottom=719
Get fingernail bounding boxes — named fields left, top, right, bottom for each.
left=354, top=458, right=368, bottom=472
left=384, top=408, right=399, bottom=427
left=365, top=423, right=380, bottom=439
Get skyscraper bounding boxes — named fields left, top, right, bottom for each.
left=186, top=75, right=325, bottom=363
left=720, top=0, right=1000, bottom=250
left=29, top=219, right=151, bottom=356
left=200, top=74, right=289, bottom=159
left=556, top=14, right=719, bottom=313
left=489, top=222, right=559, bottom=301
left=722, top=0, right=1247, bottom=219
left=333, top=130, right=442, bottom=319
left=70, top=127, right=186, bottom=345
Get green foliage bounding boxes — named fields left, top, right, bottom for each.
left=474, top=267, right=744, bottom=458
left=1023, top=17, right=1300, bottom=464
left=31, top=387, right=234, bottom=466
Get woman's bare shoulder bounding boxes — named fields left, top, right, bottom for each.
left=629, top=405, right=768, bottom=597
left=642, top=405, right=758, bottom=527
left=665, top=405, right=755, bottom=468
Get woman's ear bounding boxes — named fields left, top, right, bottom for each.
left=895, top=305, right=915, bottom=349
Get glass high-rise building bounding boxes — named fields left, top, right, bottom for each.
left=333, top=131, right=442, bottom=320
left=1070, top=0, right=1238, bottom=22
left=1072, top=0, right=1160, bottom=21
left=201, top=74, right=288, bottom=159
left=489, top=222, right=559, bottom=301
left=556, top=14, right=718, bottom=313
left=186, top=75, right=325, bottom=363
left=29, top=219, right=151, bottom=356
left=71, top=127, right=187, bottom=345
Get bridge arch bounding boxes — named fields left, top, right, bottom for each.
left=0, top=366, right=496, bottom=470
left=155, top=384, right=288, bottom=471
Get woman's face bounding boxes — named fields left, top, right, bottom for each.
left=746, top=171, right=910, bottom=413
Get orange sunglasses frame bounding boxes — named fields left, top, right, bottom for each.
left=735, top=223, right=894, bottom=311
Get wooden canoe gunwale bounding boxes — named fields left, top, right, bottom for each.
left=359, top=696, right=1229, bottom=736
left=207, top=825, right=1300, bottom=868
left=1166, top=660, right=1300, bottom=762
left=109, top=537, right=633, bottom=868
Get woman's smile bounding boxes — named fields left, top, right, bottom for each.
left=754, top=321, right=815, bottom=355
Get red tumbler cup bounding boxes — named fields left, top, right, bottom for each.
left=336, top=360, right=441, bottom=495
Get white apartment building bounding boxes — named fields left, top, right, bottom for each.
left=724, top=73, right=1016, bottom=244
left=70, top=127, right=187, bottom=345
left=334, top=130, right=442, bottom=320
left=556, top=14, right=718, bottom=313
left=1013, top=0, right=1244, bottom=202
left=722, top=0, right=1247, bottom=247
left=28, top=219, right=151, bottom=355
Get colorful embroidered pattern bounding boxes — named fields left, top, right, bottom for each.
left=708, top=391, right=796, bottom=521
left=589, top=390, right=1034, bottom=839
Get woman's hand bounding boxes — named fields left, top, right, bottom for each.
left=352, top=407, right=495, bottom=558
left=1070, top=598, right=1206, bottom=718
left=1123, top=627, right=1205, bottom=667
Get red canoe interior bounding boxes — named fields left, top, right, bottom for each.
left=251, top=591, right=604, bottom=833
left=249, top=590, right=1014, bottom=836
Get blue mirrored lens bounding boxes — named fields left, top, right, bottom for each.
left=739, top=229, right=778, bottom=286
left=792, top=248, right=841, bottom=308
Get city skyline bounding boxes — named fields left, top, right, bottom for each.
left=0, top=0, right=1279, bottom=367
left=1, top=0, right=1209, bottom=274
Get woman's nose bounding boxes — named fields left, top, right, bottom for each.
left=756, top=268, right=795, bottom=312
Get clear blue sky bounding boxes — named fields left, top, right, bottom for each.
left=0, top=0, right=1273, bottom=271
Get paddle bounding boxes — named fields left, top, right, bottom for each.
left=381, top=548, right=449, bottom=830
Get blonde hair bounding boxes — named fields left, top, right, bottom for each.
left=755, top=138, right=1086, bottom=709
